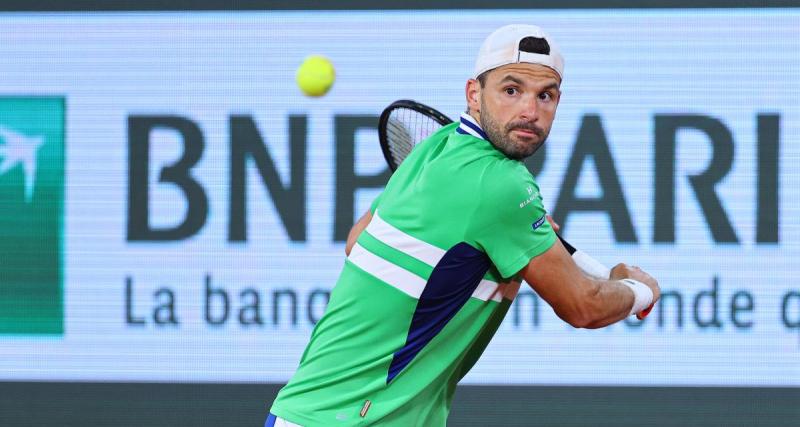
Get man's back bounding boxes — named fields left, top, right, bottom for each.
left=270, top=120, right=556, bottom=426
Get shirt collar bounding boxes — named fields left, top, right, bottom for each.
left=456, top=112, right=489, bottom=141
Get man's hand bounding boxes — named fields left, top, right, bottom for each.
left=546, top=215, right=560, bottom=232
left=610, top=263, right=661, bottom=314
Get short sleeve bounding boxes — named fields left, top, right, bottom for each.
left=470, top=165, right=557, bottom=278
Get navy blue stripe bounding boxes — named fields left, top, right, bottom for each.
left=387, top=242, right=492, bottom=383
left=456, top=127, right=470, bottom=135
left=264, top=413, right=277, bottom=427
left=460, top=118, right=489, bottom=141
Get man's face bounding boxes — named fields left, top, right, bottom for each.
left=466, top=63, right=561, bottom=160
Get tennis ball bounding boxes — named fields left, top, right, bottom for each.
left=296, top=55, right=335, bottom=97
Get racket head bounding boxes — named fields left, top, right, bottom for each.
left=378, top=99, right=453, bottom=171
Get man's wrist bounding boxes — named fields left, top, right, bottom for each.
left=619, top=278, right=653, bottom=316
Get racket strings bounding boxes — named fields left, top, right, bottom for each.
left=385, top=107, right=443, bottom=168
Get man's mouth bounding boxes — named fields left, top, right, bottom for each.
left=511, top=127, right=540, bottom=138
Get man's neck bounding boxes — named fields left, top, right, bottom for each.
left=468, top=111, right=482, bottom=128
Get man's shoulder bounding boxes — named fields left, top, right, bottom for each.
left=423, top=122, right=460, bottom=145
left=479, top=157, right=537, bottom=189
left=475, top=159, right=543, bottom=214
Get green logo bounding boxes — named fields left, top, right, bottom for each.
left=0, top=97, right=65, bottom=335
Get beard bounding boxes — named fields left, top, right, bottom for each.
left=479, top=100, right=550, bottom=160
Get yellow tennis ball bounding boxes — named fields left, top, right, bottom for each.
left=296, top=55, right=335, bottom=97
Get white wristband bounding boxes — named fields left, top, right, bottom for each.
left=572, top=250, right=612, bottom=279
left=620, top=278, right=654, bottom=316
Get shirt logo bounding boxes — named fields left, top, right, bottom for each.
left=532, top=215, right=546, bottom=230
left=519, top=186, right=540, bottom=208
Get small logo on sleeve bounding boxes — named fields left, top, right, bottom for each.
left=532, top=215, right=546, bottom=230
left=519, top=186, right=540, bottom=208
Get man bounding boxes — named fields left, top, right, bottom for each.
left=266, top=24, right=660, bottom=427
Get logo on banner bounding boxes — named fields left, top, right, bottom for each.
left=0, top=97, right=65, bottom=335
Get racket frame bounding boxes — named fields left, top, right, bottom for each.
left=378, top=99, right=453, bottom=171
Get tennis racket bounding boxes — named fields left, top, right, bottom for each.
left=377, top=99, right=653, bottom=319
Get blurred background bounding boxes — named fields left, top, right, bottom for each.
left=0, top=1, right=798, bottom=426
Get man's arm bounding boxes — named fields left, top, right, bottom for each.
left=345, top=210, right=373, bottom=256
left=521, top=238, right=660, bottom=329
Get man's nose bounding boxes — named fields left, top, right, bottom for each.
left=518, top=95, right=539, bottom=121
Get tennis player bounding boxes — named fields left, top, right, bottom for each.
left=266, top=24, right=660, bottom=427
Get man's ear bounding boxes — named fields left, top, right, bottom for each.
left=465, top=79, right=481, bottom=114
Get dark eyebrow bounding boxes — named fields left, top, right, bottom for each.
left=498, top=74, right=561, bottom=92
left=542, top=82, right=561, bottom=93
left=498, top=75, right=525, bottom=86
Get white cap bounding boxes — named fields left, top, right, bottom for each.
left=473, top=24, right=564, bottom=80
